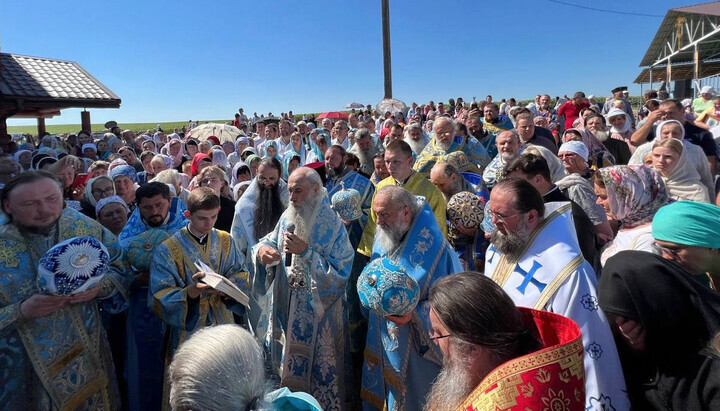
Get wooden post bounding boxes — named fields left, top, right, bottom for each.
left=381, top=0, right=392, bottom=99
left=81, top=110, right=91, bottom=132
left=0, top=117, right=9, bottom=152
left=37, top=117, right=46, bottom=136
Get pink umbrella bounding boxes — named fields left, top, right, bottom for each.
left=316, top=111, right=349, bottom=120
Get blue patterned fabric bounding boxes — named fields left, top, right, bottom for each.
left=361, top=199, right=463, bottom=410
left=326, top=170, right=374, bottom=250
left=119, top=196, right=188, bottom=247
left=252, top=194, right=354, bottom=411
left=414, top=136, right=491, bottom=176
left=357, top=258, right=420, bottom=317
left=0, top=208, right=131, bottom=409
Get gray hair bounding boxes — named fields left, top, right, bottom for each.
left=152, top=169, right=182, bottom=186
left=433, top=116, right=455, bottom=131
left=291, top=166, right=322, bottom=188
left=403, top=122, right=423, bottom=139
left=355, top=127, right=371, bottom=141
left=168, top=325, right=270, bottom=410
left=375, top=185, right=420, bottom=219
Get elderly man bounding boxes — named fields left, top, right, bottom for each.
left=119, top=182, right=188, bottom=411
left=652, top=201, right=720, bottom=290
left=514, top=109, right=557, bottom=154
left=480, top=103, right=513, bottom=138
left=253, top=167, right=354, bottom=410
left=484, top=178, right=629, bottom=410
left=275, top=119, right=295, bottom=156
left=425, top=272, right=586, bottom=411
left=464, top=115, right=495, bottom=157
left=349, top=127, right=382, bottom=177
left=150, top=188, right=251, bottom=371
left=631, top=99, right=718, bottom=175
left=482, top=130, right=524, bottom=189
left=362, top=186, right=463, bottom=411
left=431, top=161, right=489, bottom=271
left=414, top=116, right=490, bottom=176
left=357, top=140, right=447, bottom=258
left=331, top=120, right=351, bottom=149
left=403, top=122, right=429, bottom=156
left=0, top=171, right=131, bottom=409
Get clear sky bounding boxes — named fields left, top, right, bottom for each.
left=1, top=0, right=696, bottom=126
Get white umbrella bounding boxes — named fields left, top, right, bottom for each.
left=188, top=123, right=243, bottom=144
left=376, top=98, right=408, bottom=117
left=344, top=102, right=364, bottom=109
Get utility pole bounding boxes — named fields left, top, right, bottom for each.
left=381, top=0, right=392, bottom=99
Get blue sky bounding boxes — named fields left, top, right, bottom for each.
left=1, top=0, right=695, bottom=126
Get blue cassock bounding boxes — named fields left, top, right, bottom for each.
left=118, top=197, right=188, bottom=411
left=361, top=198, right=463, bottom=411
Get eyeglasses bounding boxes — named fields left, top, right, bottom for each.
left=429, top=332, right=452, bottom=343
left=487, top=210, right=525, bottom=224
left=652, top=241, right=686, bottom=258
left=92, top=187, right=115, bottom=196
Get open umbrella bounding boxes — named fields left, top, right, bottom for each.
left=376, top=98, right=408, bottom=117
left=344, top=102, right=364, bottom=109
left=188, top=123, right=243, bottom=144
left=316, top=111, right=349, bottom=120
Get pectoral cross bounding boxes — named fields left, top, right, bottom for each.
left=515, top=260, right=546, bottom=295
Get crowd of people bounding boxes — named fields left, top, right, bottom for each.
left=1, top=90, right=720, bottom=411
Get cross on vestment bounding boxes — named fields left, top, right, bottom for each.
left=514, top=260, right=546, bottom=295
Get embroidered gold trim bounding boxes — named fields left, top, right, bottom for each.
left=533, top=255, right=584, bottom=310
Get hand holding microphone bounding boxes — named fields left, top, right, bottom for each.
left=283, top=224, right=308, bottom=266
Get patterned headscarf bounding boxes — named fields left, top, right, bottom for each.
left=109, top=165, right=138, bottom=182
left=83, top=175, right=115, bottom=207
left=95, top=195, right=130, bottom=216
left=596, top=165, right=670, bottom=228
left=155, top=154, right=175, bottom=169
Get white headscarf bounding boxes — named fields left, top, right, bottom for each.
left=652, top=140, right=710, bottom=203
left=606, top=107, right=632, bottom=134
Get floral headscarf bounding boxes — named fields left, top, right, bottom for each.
left=596, top=165, right=671, bottom=228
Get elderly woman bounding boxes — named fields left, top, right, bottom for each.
left=153, top=169, right=190, bottom=204
left=95, top=195, right=129, bottom=236
left=606, top=107, right=636, bottom=153
left=109, top=165, right=139, bottom=211
left=79, top=175, right=116, bottom=218
left=562, top=128, right=614, bottom=170
left=593, top=165, right=670, bottom=265
left=164, top=138, right=187, bottom=169
left=13, top=149, right=32, bottom=171
left=49, top=155, right=84, bottom=201
left=558, top=140, right=594, bottom=179
left=227, top=136, right=250, bottom=167
left=150, top=154, right=174, bottom=176
left=651, top=138, right=710, bottom=203
left=600, top=251, right=720, bottom=409
left=196, top=165, right=235, bottom=232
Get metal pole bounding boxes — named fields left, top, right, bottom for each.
left=381, top=0, right=392, bottom=99
left=694, top=43, right=700, bottom=98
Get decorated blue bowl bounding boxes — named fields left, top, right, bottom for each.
left=331, top=186, right=363, bottom=221
left=38, top=236, right=110, bottom=295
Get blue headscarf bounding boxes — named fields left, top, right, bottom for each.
left=282, top=151, right=302, bottom=180
left=264, top=140, right=282, bottom=161
left=109, top=164, right=138, bottom=182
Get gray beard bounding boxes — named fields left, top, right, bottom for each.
left=435, top=138, right=452, bottom=151
left=424, top=343, right=476, bottom=411
left=593, top=130, right=609, bottom=142
left=500, top=152, right=518, bottom=163
left=490, top=219, right=532, bottom=261
left=375, top=221, right=409, bottom=253
left=405, top=137, right=428, bottom=154
left=286, top=194, right=320, bottom=241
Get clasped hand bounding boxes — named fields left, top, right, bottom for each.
left=187, top=272, right=227, bottom=300
left=20, top=285, right=101, bottom=319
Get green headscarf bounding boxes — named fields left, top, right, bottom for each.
left=652, top=201, right=720, bottom=248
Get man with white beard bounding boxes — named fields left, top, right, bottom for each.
left=414, top=116, right=490, bottom=176
left=584, top=114, right=632, bottom=165
left=484, top=178, right=630, bottom=411
left=482, top=130, right=523, bottom=189
left=425, top=272, right=586, bottom=411
left=252, top=167, right=354, bottom=411
left=361, top=185, right=462, bottom=410
left=349, top=127, right=381, bottom=176
left=403, top=122, right=429, bottom=156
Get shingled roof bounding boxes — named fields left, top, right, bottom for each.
left=0, top=53, right=121, bottom=111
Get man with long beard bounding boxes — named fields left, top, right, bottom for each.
left=253, top=167, right=354, bottom=411
left=0, top=171, right=131, bottom=410
left=403, top=122, right=429, bottom=156
left=425, top=272, right=586, bottom=411
left=349, top=128, right=381, bottom=177
left=484, top=178, right=629, bottom=411
left=119, top=182, right=188, bottom=411
left=361, top=186, right=462, bottom=410
left=414, top=116, right=490, bottom=176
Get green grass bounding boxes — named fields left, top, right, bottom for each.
left=6, top=120, right=232, bottom=135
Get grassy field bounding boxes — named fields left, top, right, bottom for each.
left=6, top=120, right=232, bottom=135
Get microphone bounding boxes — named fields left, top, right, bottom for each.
left=285, top=223, right=296, bottom=267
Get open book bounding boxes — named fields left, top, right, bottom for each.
left=194, top=261, right=249, bottom=307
